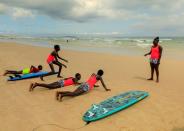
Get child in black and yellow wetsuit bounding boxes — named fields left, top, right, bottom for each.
left=3, top=65, right=42, bottom=77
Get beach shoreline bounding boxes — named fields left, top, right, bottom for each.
left=1, top=39, right=184, bottom=61
left=1, top=35, right=184, bottom=61
left=0, top=42, right=184, bottom=131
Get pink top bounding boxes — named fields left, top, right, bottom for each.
left=86, top=74, right=98, bottom=90
left=151, top=45, right=160, bottom=59
left=47, top=54, right=55, bottom=64
left=64, top=77, right=74, bottom=86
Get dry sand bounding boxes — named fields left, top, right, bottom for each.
left=0, top=42, right=184, bottom=131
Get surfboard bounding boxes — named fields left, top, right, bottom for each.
left=83, top=91, right=149, bottom=123
left=7, top=71, right=58, bottom=81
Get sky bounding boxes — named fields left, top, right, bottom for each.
left=0, top=0, right=184, bottom=36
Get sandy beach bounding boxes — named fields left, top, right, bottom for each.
left=0, top=41, right=184, bottom=131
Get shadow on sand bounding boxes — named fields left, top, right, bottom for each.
left=133, top=76, right=148, bottom=81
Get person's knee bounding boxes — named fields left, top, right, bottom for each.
left=55, top=61, right=62, bottom=66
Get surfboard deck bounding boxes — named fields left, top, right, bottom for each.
left=7, top=71, right=58, bottom=81
left=83, top=91, right=149, bottom=122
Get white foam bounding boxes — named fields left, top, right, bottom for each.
left=136, top=43, right=152, bottom=48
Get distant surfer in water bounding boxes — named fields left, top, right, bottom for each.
left=40, top=45, right=68, bottom=80
left=144, top=37, right=163, bottom=83
left=3, top=65, right=42, bottom=78
left=56, top=69, right=111, bottom=101
left=29, top=73, right=81, bottom=91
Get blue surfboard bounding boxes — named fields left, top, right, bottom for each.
left=7, top=71, right=58, bottom=81
left=83, top=91, right=149, bottom=122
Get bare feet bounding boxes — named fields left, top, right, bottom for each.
left=56, top=91, right=60, bottom=100
left=3, top=70, right=8, bottom=76
left=147, top=78, right=153, bottom=80
left=59, top=94, right=63, bottom=102
left=40, top=76, right=44, bottom=81
left=29, top=83, right=38, bottom=92
left=29, top=83, right=34, bottom=92
left=156, top=79, right=159, bottom=83
left=57, top=75, right=63, bottom=78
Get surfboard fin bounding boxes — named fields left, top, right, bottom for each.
left=86, top=121, right=91, bottom=125
left=14, top=74, right=21, bottom=78
left=9, top=76, right=14, bottom=79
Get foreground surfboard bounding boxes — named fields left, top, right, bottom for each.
left=83, top=90, right=149, bottom=123
left=7, top=71, right=58, bottom=81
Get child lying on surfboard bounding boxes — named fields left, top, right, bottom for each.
left=40, top=45, right=68, bottom=81
left=29, top=73, right=81, bottom=91
left=56, top=69, right=111, bottom=101
left=3, top=65, right=43, bottom=77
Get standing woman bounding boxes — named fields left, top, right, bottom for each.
left=144, top=37, right=163, bottom=83
left=40, top=45, right=68, bottom=80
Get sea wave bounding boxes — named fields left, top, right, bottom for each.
left=136, top=43, right=152, bottom=48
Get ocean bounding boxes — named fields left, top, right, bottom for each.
left=0, top=34, right=184, bottom=60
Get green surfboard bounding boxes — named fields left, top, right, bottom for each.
left=83, top=90, right=149, bottom=122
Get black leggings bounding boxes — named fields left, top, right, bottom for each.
left=35, top=82, right=61, bottom=89
left=58, top=85, right=86, bottom=100
left=5, top=70, right=22, bottom=75
left=150, top=63, right=159, bottom=79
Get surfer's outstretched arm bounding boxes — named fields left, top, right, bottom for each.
left=30, top=65, right=35, bottom=69
left=99, top=77, right=111, bottom=91
left=158, top=46, right=163, bottom=63
left=73, top=74, right=82, bottom=85
left=144, top=49, right=151, bottom=56
left=57, top=53, right=68, bottom=63
left=75, top=82, right=82, bottom=85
